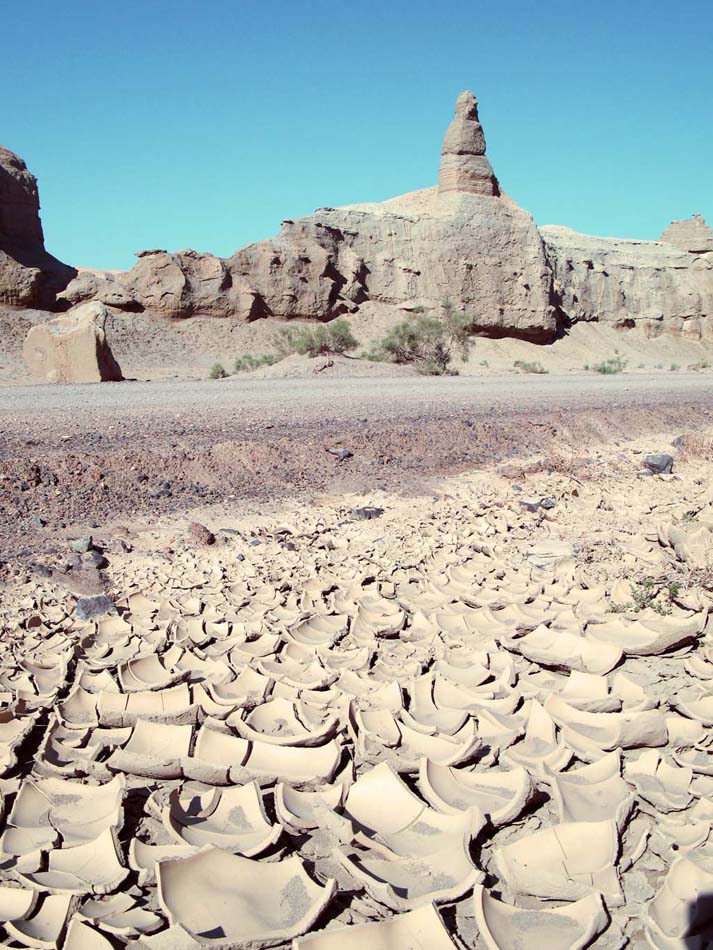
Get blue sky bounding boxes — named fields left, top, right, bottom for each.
left=4, top=0, right=712, bottom=269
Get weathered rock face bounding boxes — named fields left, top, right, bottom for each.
left=56, top=91, right=712, bottom=344
left=60, top=92, right=556, bottom=340
left=0, top=146, right=76, bottom=308
left=438, top=91, right=500, bottom=197
left=23, top=301, right=123, bottom=383
left=542, top=225, right=713, bottom=340
left=660, top=214, right=713, bottom=254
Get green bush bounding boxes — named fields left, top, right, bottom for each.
left=513, top=359, right=548, bottom=374
left=233, top=353, right=278, bottom=373
left=670, top=362, right=680, bottom=372
left=367, top=301, right=474, bottom=375
left=591, top=355, right=627, bottom=375
left=209, top=362, right=229, bottom=379
left=277, top=318, right=359, bottom=358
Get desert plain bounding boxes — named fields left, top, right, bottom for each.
left=1, top=87, right=713, bottom=949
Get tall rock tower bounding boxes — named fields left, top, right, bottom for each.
left=0, top=145, right=75, bottom=308
left=438, top=91, right=500, bottom=197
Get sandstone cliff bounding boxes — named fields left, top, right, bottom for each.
left=542, top=225, right=713, bottom=340
left=0, top=146, right=75, bottom=308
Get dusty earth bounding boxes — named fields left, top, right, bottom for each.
left=3, top=304, right=713, bottom=384
left=2, top=412, right=713, bottom=946
left=1, top=373, right=713, bottom=576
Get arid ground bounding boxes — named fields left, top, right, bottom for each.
left=2, top=371, right=713, bottom=947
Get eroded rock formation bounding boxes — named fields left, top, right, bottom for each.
left=438, top=90, right=500, bottom=197
left=543, top=224, right=713, bottom=340
left=660, top=214, right=713, bottom=254
left=0, top=146, right=75, bottom=308
left=60, top=92, right=556, bottom=341
left=9, top=91, right=713, bottom=345
left=23, top=301, right=123, bottom=383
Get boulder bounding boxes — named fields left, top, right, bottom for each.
left=23, top=301, right=123, bottom=383
left=0, top=145, right=76, bottom=307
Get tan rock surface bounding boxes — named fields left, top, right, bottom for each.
left=660, top=213, right=713, bottom=253
left=438, top=89, right=500, bottom=196
left=542, top=224, right=713, bottom=339
left=23, top=301, right=123, bottom=383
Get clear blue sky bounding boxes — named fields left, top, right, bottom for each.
left=4, top=0, right=712, bottom=269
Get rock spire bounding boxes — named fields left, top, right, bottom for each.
left=438, top=91, right=500, bottom=197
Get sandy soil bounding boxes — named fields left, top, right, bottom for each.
left=1, top=373, right=712, bottom=575
left=3, top=304, right=713, bottom=383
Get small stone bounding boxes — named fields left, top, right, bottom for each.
left=82, top=550, right=107, bottom=569
left=32, top=514, right=47, bottom=528
left=326, top=447, right=353, bottom=461
left=148, top=480, right=172, bottom=498
left=540, top=497, right=557, bottom=509
left=189, top=522, right=215, bottom=545
left=350, top=506, right=384, bottom=521
left=643, top=453, right=674, bottom=474
left=75, top=595, right=115, bottom=621
left=70, top=536, right=93, bottom=554
left=519, top=497, right=542, bottom=513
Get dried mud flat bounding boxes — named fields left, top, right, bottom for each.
left=3, top=382, right=713, bottom=946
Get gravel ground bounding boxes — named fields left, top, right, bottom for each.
left=1, top=373, right=712, bottom=575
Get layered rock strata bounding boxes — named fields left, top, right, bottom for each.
left=0, top=146, right=75, bottom=308
left=438, top=90, right=500, bottom=197
left=543, top=224, right=713, bottom=339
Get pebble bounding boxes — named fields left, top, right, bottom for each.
left=74, top=594, right=116, bottom=621
left=70, top=536, right=93, bottom=554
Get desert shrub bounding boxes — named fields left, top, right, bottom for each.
left=670, top=362, right=680, bottom=372
left=209, top=362, right=229, bottom=379
left=608, top=576, right=681, bottom=616
left=513, top=359, right=548, bottom=374
left=591, top=355, right=627, bottom=374
left=276, top=318, right=359, bottom=358
left=368, top=301, right=474, bottom=375
left=689, top=361, right=710, bottom=371
left=233, top=353, right=278, bottom=373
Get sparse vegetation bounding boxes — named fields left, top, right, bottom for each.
left=367, top=300, right=475, bottom=375
left=513, top=359, right=548, bottom=375
left=233, top=353, right=278, bottom=373
left=209, top=362, right=229, bottom=379
left=689, top=361, right=710, bottom=372
left=276, top=318, right=359, bottom=359
left=608, top=576, right=682, bottom=615
left=480, top=359, right=490, bottom=367
left=590, top=355, right=627, bottom=374
left=670, top=362, right=680, bottom=372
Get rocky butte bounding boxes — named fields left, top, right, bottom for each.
left=3, top=91, right=713, bottom=346
left=0, top=146, right=76, bottom=308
